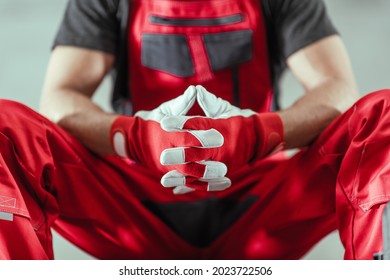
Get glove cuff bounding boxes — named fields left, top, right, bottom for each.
left=110, top=115, right=134, bottom=158
left=256, top=112, right=285, bottom=158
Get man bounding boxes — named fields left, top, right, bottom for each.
left=0, top=0, right=389, bottom=259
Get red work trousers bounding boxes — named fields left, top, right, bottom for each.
left=0, top=89, right=390, bottom=260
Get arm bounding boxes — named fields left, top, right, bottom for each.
left=40, top=46, right=217, bottom=185
left=40, top=46, right=117, bottom=155
left=277, top=35, right=359, bottom=148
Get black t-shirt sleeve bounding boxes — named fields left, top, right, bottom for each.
left=265, top=0, right=338, bottom=59
left=53, top=0, right=120, bottom=54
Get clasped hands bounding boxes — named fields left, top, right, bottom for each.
left=111, top=85, right=284, bottom=194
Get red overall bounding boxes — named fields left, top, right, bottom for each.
left=128, top=0, right=273, bottom=114
left=0, top=0, right=389, bottom=260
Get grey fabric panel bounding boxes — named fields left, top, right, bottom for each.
left=373, top=201, right=390, bottom=260
left=0, top=212, right=13, bottom=221
left=382, top=201, right=390, bottom=259
left=141, top=33, right=194, bottom=77
left=203, top=30, right=253, bottom=71
left=149, top=14, right=243, bottom=26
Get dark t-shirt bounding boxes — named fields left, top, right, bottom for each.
left=53, top=0, right=338, bottom=113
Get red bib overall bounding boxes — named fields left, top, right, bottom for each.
left=127, top=0, right=273, bottom=114
left=0, top=0, right=389, bottom=260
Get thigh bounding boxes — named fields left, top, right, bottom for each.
left=214, top=90, right=390, bottom=259
left=211, top=148, right=340, bottom=259
left=53, top=154, right=204, bottom=259
left=0, top=100, right=199, bottom=259
left=0, top=100, right=343, bottom=260
left=0, top=216, right=50, bottom=259
left=54, top=142, right=337, bottom=260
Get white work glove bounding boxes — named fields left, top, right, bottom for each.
left=110, top=86, right=230, bottom=194
left=160, top=85, right=284, bottom=194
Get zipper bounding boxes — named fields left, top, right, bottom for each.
left=149, top=14, right=243, bottom=26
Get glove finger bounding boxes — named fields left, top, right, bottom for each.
left=200, top=177, right=232, bottom=191
left=161, top=147, right=219, bottom=165
left=174, top=161, right=227, bottom=179
left=174, top=179, right=231, bottom=193
left=161, top=171, right=203, bottom=187
left=161, top=170, right=231, bottom=191
left=160, top=170, right=186, bottom=187
left=196, top=85, right=231, bottom=118
left=167, top=129, right=222, bottom=148
left=188, top=129, right=224, bottom=148
left=162, top=115, right=212, bottom=131
left=161, top=85, right=197, bottom=116
left=135, top=85, right=197, bottom=121
left=196, top=85, right=255, bottom=118
left=161, top=115, right=199, bottom=131
left=172, top=186, right=195, bottom=195
left=161, top=120, right=224, bottom=147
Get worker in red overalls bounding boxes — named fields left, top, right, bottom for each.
left=0, top=0, right=389, bottom=260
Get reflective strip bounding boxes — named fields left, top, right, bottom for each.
left=0, top=212, right=13, bottom=221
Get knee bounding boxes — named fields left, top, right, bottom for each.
left=346, top=89, right=390, bottom=139
left=0, top=99, right=41, bottom=131
left=0, top=99, right=31, bottom=116
left=355, top=89, right=390, bottom=111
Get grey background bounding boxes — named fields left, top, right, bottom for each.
left=0, top=0, right=389, bottom=260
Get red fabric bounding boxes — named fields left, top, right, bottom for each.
left=176, top=112, right=284, bottom=176
left=1, top=90, right=390, bottom=259
left=256, top=112, right=285, bottom=157
left=111, top=114, right=227, bottom=180
left=0, top=216, right=50, bottom=260
left=127, top=0, right=273, bottom=114
left=110, top=115, right=208, bottom=176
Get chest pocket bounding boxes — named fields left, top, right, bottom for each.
left=203, top=30, right=253, bottom=71
left=141, top=14, right=253, bottom=80
left=142, top=33, right=194, bottom=77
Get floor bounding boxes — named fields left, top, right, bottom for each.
left=0, top=0, right=389, bottom=260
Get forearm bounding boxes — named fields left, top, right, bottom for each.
left=277, top=78, right=359, bottom=149
left=39, top=47, right=118, bottom=155
left=40, top=89, right=117, bottom=155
